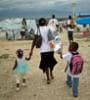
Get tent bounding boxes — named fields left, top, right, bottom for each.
left=76, top=17, right=90, bottom=25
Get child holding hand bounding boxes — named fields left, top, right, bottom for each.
left=13, top=49, right=30, bottom=91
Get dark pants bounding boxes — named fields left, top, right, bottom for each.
left=68, top=31, right=73, bottom=42
left=66, top=75, right=72, bottom=87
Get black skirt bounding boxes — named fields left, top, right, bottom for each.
left=39, top=51, right=57, bottom=72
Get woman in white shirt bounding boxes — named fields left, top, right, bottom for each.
left=48, top=14, right=59, bottom=33
left=29, top=18, right=57, bottom=84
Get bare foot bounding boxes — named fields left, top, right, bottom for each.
left=47, top=79, right=51, bottom=84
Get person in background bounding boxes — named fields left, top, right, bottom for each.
left=22, top=18, right=27, bottom=32
left=20, top=18, right=27, bottom=39
left=48, top=14, right=59, bottom=33
left=67, top=15, right=75, bottom=43
left=82, top=24, right=88, bottom=37
left=6, top=32, right=8, bottom=40
left=48, top=14, right=62, bottom=57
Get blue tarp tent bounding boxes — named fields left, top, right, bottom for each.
left=76, top=17, right=90, bottom=25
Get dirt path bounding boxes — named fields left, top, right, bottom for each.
left=0, top=32, right=90, bottom=100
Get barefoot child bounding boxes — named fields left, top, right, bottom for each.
left=13, top=49, right=30, bottom=91
left=62, top=42, right=84, bottom=97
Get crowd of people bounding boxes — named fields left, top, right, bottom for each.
left=12, top=15, right=84, bottom=98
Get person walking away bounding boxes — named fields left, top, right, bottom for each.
left=13, top=49, right=30, bottom=91
left=67, top=15, right=75, bottom=43
left=62, top=42, right=84, bottom=97
left=29, top=18, right=57, bottom=84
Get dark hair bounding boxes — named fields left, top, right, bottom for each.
left=83, top=24, right=86, bottom=27
left=68, top=15, right=72, bottom=19
left=38, top=18, right=47, bottom=26
left=52, top=14, right=55, bottom=18
left=69, top=42, right=79, bottom=52
left=16, top=49, right=23, bottom=58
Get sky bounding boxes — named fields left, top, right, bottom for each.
left=0, top=0, right=90, bottom=19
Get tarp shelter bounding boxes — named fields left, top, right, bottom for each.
left=76, top=17, right=90, bottom=25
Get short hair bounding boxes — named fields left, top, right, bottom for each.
left=68, top=15, right=72, bottom=19
left=16, top=49, right=23, bottom=58
left=69, top=42, right=79, bottom=52
left=38, top=18, right=47, bottom=26
left=52, top=14, right=55, bottom=18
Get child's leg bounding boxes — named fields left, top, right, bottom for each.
left=72, top=77, right=79, bottom=97
left=50, top=68, right=54, bottom=79
left=15, top=74, right=20, bottom=91
left=22, top=74, right=27, bottom=86
left=66, top=74, right=72, bottom=87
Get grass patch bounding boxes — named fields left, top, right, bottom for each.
left=0, top=54, right=9, bottom=59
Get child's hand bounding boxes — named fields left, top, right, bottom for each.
left=13, top=60, right=17, bottom=70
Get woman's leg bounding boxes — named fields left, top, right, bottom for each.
left=68, top=31, right=73, bottom=43
left=45, top=68, right=50, bottom=84
left=50, top=68, right=54, bottom=79
left=22, top=74, right=27, bottom=86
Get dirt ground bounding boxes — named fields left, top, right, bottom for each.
left=0, top=32, right=90, bottom=100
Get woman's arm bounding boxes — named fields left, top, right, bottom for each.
left=28, top=37, right=36, bottom=59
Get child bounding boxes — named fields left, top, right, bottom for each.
left=62, top=42, right=84, bottom=97
left=13, top=49, right=30, bottom=91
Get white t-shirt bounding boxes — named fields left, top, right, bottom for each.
left=63, top=52, right=79, bottom=78
left=35, top=26, right=52, bottom=53
left=48, top=18, right=59, bottom=32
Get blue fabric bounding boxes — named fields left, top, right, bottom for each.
left=15, top=63, right=29, bottom=74
left=72, top=77, right=79, bottom=96
left=76, top=17, right=90, bottom=25
left=66, top=75, right=72, bottom=87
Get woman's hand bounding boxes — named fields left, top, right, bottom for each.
left=28, top=51, right=33, bottom=60
left=25, top=51, right=33, bottom=60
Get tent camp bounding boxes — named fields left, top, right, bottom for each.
left=76, top=17, right=90, bottom=25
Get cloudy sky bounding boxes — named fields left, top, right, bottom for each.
left=0, top=0, right=90, bottom=19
